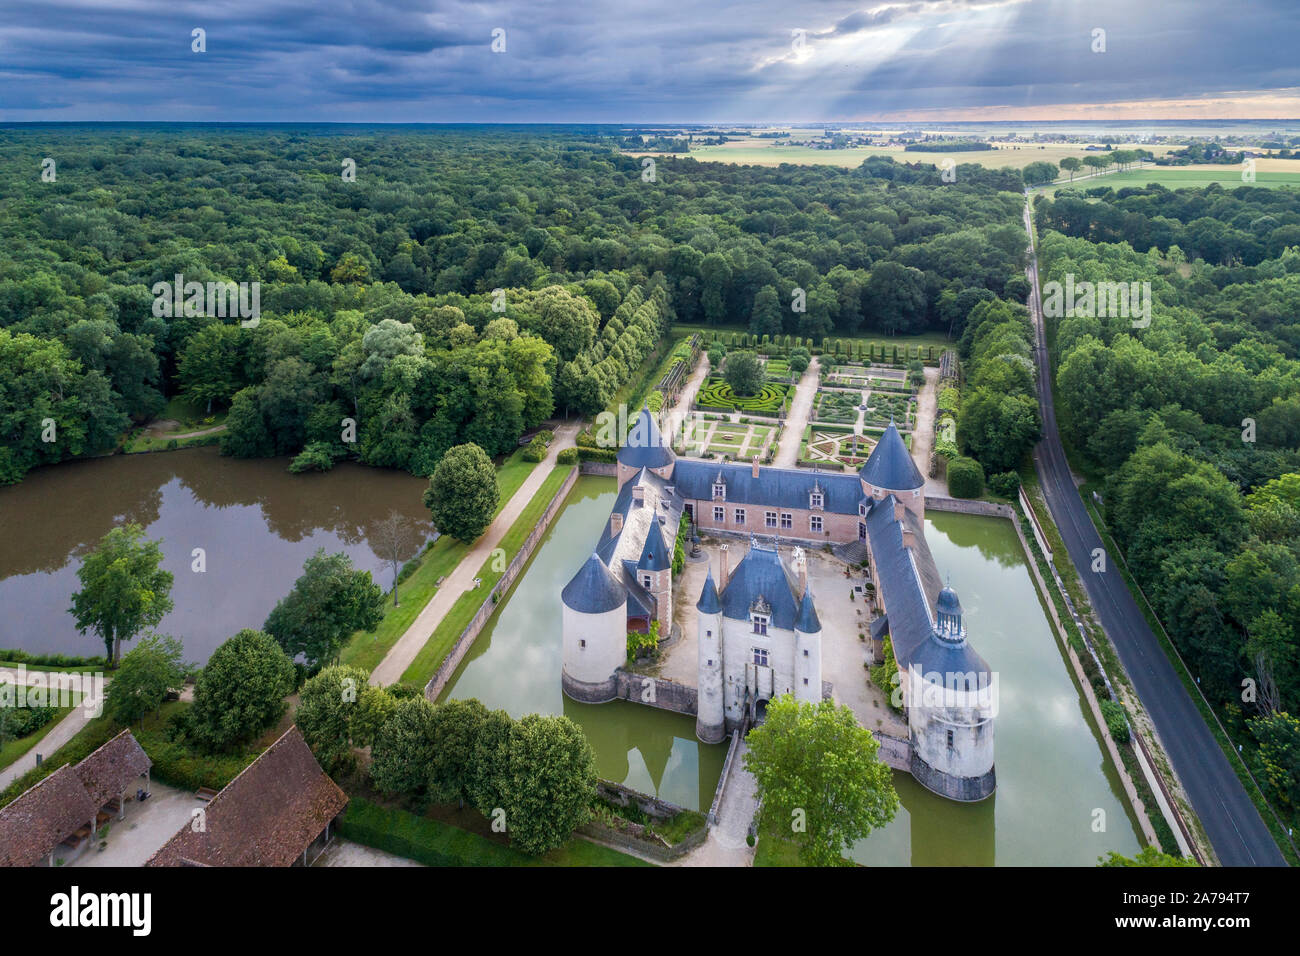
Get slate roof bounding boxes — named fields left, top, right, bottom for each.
left=697, top=568, right=722, bottom=614
left=860, top=422, right=925, bottom=491
left=148, top=726, right=348, bottom=868
left=0, top=765, right=98, bottom=867
left=637, top=520, right=671, bottom=572
left=618, top=406, right=675, bottom=469
left=593, top=468, right=683, bottom=565
left=719, top=541, right=802, bottom=631
left=864, top=496, right=989, bottom=680
left=795, top=586, right=822, bottom=633
left=562, top=553, right=627, bottom=614
left=75, top=729, right=152, bottom=809
left=674, top=460, right=862, bottom=515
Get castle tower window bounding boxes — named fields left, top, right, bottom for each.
left=752, top=647, right=769, bottom=666
left=803, top=678, right=809, bottom=685
left=641, top=573, right=652, bottom=590
left=947, top=729, right=954, bottom=748
left=579, top=640, right=586, bottom=648
left=752, top=615, right=768, bottom=636
left=765, top=511, right=777, bottom=528
left=713, top=506, right=725, bottom=522
left=810, top=515, right=823, bottom=533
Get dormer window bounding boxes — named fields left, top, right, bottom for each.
left=752, top=614, right=769, bottom=636
left=713, top=482, right=726, bottom=500
left=810, top=492, right=824, bottom=510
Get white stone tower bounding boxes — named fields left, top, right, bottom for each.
left=794, top=584, right=823, bottom=705
left=561, top=553, right=627, bottom=703
left=695, top=566, right=725, bottom=744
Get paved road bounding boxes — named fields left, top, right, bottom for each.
left=1021, top=196, right=1286, bottom=867
left=773, top=357, right=819, bottom=467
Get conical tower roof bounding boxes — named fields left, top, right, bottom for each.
left=618, top=406, right=675, bottom=469
left=860, top=420, right=924, bottom=491
left=697, top=567, right=722, bottom=614
left=561, top=553, right=626, bottom=613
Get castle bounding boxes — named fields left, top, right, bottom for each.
left=561, top=407, right=996, bottom=802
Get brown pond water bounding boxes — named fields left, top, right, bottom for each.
left=0, top=447, right=432, bottom=664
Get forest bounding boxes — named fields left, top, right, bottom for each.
left=1035, top=183, right=1300, bottom=813
left=0, top=127, right=1029, bottom=483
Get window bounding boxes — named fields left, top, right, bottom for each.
left=810, top=515, right=823, bottom=533
left=947, top=729, right=954, bottom=748
left=765, top=511, right=777, bottom=528
left=914, top=489, right=921, bottom=498
left=579, top=639, right=586, bottom=648
left=752, top=615, right=768, bottom=636
left=641, top=573, right=652, bottom=590
left=781, top=513, right=792, bottom=530
left=803, top=678, right=809, bottom=686
left=734, top=508, right=745, bottom=524
left=752, top=646, right=769, bottom=666
left=706, top=629, right=712, bottom=637
left=803, top=649, right=808, bottom=657
left=810, top=492, right=823, bottom=509
left=713, top=506, right=725, bottom=522
left=713, top=483, right=726, bottom=500
left=859, top=503, right=866, bottom=516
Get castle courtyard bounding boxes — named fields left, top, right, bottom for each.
left=650, top=536, right=908, bottom=741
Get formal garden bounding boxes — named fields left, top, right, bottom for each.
left=678, top=417, right=779, bottom=459
left=695, top=379, right=791, bottom=416
left=798, top=425, right=876, bottom=470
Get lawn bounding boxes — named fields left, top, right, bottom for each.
left=339, top=447, right=540, bottom=675
left=400, top=464, right=576, bottom=687
left=338, top=797, right=651, bottom=867
left=674, top=142, right=1179, bottom=171
left=0, top=692, right=83, bottom=772
left=1042, top=167, right=1300, bottom=196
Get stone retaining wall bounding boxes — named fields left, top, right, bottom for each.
left=424, top=466, right=579, bottom=701
left=924, top=495, right=1015, bottom=518
left=579, top=461, right=618, bottom=477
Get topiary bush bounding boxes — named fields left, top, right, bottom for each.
left=947, top=456, right=985, bottom=498
left=556, top=448, right=578, bottom=465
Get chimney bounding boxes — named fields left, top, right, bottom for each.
left=894, top=500, right=906, bottom=522
left=752, top=459, right=760, bottom=478
left=798, top=551, right=807, bottom=599
left=610, top=512, right=623, bottom=536
left=719, top=544, right=730, bottom=590
left=632, top=485, right=645, bottom=507
left=902, top=527, right=916, bottom=551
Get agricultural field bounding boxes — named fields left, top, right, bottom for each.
left=672, top=141, right=1180, bottom=170
left=1042, top=165, right=1300, bottom=196
left=695, top=379, right=791, bottom=415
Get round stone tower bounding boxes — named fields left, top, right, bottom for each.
left=859, top=420, right=926, bottom=518
left=906, top=585, right=996, bottom=801
left=694, top=567, right=725, bottom=744
left=561, top=553, right=627, bottom=703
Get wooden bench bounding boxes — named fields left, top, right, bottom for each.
left=195, top=786, right=219, bottom=802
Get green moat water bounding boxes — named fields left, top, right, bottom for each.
left=847, top=510, right=1143, bottom=865
left=439, top=475, right=726, bottom=812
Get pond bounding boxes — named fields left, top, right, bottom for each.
left=847, top=510, right=1144, bottom=865
left=0, top=447, right=433, bottom=665
left=440, top=475, right=725, bottom=813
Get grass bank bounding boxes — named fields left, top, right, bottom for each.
left=402, top=463, right=576, bottom=687
left=339, top=447, right=540, bottom=675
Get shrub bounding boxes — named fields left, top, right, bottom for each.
left=556, top=448, right=578, bottom=465
left=987, top=471, right=1021, bottom=499
left=186, top=629, right=296, bottom=752
left=577, top=447, right=617, bottom=463
left=1099, top=699, right=1130, bottom=744
left=521, top=438, right=547, bottom=463
left=289, top=441, right=341, bottom=473
left=947, top=456, right=985, bottom=498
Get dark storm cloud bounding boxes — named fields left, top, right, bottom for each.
left=0, top=0, right=1297, bottom=121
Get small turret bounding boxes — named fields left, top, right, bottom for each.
left=695, top=567, right=725, bottom=743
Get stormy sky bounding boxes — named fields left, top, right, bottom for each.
left=2, top=0, right=1297, bottom=122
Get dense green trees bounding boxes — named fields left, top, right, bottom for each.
left=106, top=634, right=187, bottom=727
left=723, top=350, right=763, bottom=396
left=263, top=549, right=384, bottom=668
left=1036, top=182, right=1300, bottom=817
left=186, top=629, right=296, bottom=752
left=745, top=696, right=898, bottom=866
left=295, top=664, right=373, bottom=774
left=69, top=524, right=174, bottom=664
left=423, top=443, right=499, bottom=542
left=1, top=129, right=1032, bottom=483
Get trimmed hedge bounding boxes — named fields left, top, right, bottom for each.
left=577, top=447, right=617, bottom=463
left=556, top=448, right=578, bottom=465
left=947, top=456, right=985, bottom=498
